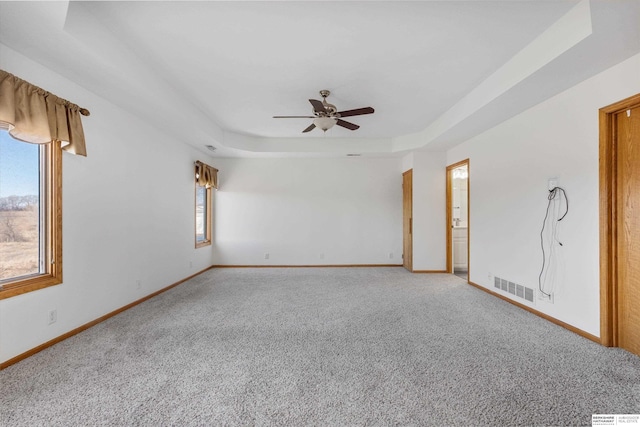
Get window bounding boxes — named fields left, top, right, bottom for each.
left=0, top=130, right=62, bottom=299
left=195, top=182, right=211, bottom=247
left=0, top=69, right=88, bottom=299
left=194, top=160, right=217, bottom=248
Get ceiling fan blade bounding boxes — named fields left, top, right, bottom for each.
left=336, top=119, right=360, bottom=131
left=273, top=116, right=315, bottom=118
left=309, top=99, right=326, bottom=114
left=302, top=123, right=316, bottom=133
left=337, top=107, right=375, bottom=118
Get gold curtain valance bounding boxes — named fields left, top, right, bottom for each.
left=0, top=69, right=89, bottom=156
left=195, top=160, right=218, bottom=189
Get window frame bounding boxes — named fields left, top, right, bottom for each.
left=0, top=140, right=62, bottom=299
left=194, top=180, right=212, bottom=248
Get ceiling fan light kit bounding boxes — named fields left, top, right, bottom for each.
left=274, top=90, right=374, bottom=133
left=313, top=117, right=337, bottom=132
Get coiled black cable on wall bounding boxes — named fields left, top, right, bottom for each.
left=539, top=186, right=568, bottom=298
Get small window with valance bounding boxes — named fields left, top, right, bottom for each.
left=194, top=161, right=218, bottom=248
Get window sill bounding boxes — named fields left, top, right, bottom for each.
left=0, top=274, right=62, bottom=300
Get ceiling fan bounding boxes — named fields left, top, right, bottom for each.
left=273, top=90, right=375, bottom=133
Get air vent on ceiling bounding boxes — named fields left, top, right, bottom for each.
left=205, top=145, right=217, bottom=152
left=346, top=154, right=361, bottom=157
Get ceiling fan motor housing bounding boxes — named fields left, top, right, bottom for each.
left=317, top=90, right=338, bottom=117
left=318, top=104, right=338, bottom=117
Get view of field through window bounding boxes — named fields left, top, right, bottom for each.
left=195, top=185, right=207, bottom=242
left=0, top=131, right=41, bottom=282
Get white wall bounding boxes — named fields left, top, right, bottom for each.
left=0, top=44, right=217, bottom=364
left=212, top=157, right=403, bottom=266
left=411, top=152, right=447, bottom=271
left=446, top=52, right=640, bottom=337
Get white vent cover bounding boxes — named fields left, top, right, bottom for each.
left=494, top=276, right=535, bottom=304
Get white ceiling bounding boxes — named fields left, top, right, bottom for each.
left=0, top=1, right=639, bottom=158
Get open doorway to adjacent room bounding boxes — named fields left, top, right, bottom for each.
left=447, top=160, right=469, bottom=280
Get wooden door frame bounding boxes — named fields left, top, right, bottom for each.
left=403, top=169, right=413, bottom=271
left=446, top=159, right=470, bottom=277
left=599, top=93, right=640, bottom=347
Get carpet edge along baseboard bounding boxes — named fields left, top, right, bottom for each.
left=212, top=264, right=403, bottom=268
left=1, top=264, right=401, bottom=369
left=467, top=280, right=601, bottom=345
left=0, top=266, right=215, bottom=370
left=1, top=268, right=601, bottom=370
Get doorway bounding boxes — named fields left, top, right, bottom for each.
left=403, top=169, right=413, bottom=272
left=446, top=160, right=469, bottom=280
left=600, top=93, right=640, bottom=357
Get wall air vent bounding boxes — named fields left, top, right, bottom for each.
left=346, top=154, right=361, bottom=157
left=494, top=276, right=535, bottom=304
left=205, top=145, right=217, bottom=152
left=524, top=288, right=534, bottom=302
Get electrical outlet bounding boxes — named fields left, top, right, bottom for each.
left=389, top=252, right=393, bottom=259
left=189, top=260, right=193, bottom=269
left=488, top=272, right=493, bottom=281
left=264, top=253, right=270, bottom=260
left=136, top=279, right=142, bottom=289
left=320, top=253, right=324, bottom=259
left=538, top=290, right=554, bottom=303
left=48, top=309, right=57, bottom=325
